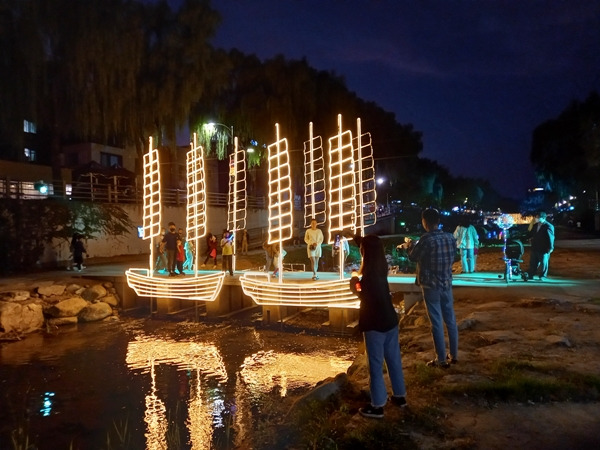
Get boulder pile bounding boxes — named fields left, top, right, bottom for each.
left=0, top=280, right=120, bottom=340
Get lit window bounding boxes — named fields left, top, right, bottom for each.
left=100, top=152, right=123, bottom=168
left=24, top=148, right=37, bottom=161
left=23, top=120, right=37, bottom=134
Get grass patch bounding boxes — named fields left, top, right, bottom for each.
left=442, top=358, right=600, bottom=402
left=408, top=362, right=449, bottom=387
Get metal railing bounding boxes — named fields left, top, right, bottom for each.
left=0, top=178, right=267, bottom=208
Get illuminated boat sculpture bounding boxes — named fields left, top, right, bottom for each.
left=240, top=116, right=377, bottom=309
left=126, top=136, right=225, bottom=302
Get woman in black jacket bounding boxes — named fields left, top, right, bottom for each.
left=351, top=234, right=407, bottom=419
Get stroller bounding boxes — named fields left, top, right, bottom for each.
left=499, top=239, right=529, bottom=282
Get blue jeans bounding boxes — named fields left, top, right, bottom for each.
left=460, top=248, right=475, bottom=273
left=364, top=327, right=406, bottom=407
left=422, top=286, right=459, bottom=363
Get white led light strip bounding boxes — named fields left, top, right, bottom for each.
left=353, top=118, right=377, bottom=236
left=303, top=122, right=326, bottom=228
left=327, top=114, right=357, bottom=244
left=267, top=123, right=293, bottom=246
left=141, top=137, right=161, bottom=270
left=187, top=133, right=208, bottom=272
left=228, top=137, right=247, bottom=271
left=241, top=272, right=360, bottom=308
left=126, top=268, right=225, bottom=301
left=227, top=138, right=247, bottom=233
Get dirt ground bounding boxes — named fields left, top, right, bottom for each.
left=380, top=243, right=600, bottom=449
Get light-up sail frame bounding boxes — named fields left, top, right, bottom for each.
left=186, top=133, right=208, bottom=273
left=353, top=118, right=377, bottom=236
left=267, top=124, right=294, bottom=246
left=327, top=114, right=357, bottom=245
left=267, top=124, right=293, bottom=282
left=303, top=122, right=326, bottom=228
left=227, top=137, right=247, bottom=272
left=142, top=137, right=161, bottom=271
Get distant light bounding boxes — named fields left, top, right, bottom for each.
left=246, top=148, right=255, bottom=153
left=376, top=177, right=385, bottom=185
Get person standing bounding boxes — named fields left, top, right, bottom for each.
left=240, top=229, right=249, bottom=255
left=263, top=240, right=275, bottom=272
left=350, top=234, right=407, bottom=419
left=154, top=228, right=167, bottom=273
left=72, top=234, right=88, bottom=272
left=453, top=218, right=479, bottom=273
left=221, top=230, right=234, bottom=276
left=201, top=233, right=218, bottom=269
left=175, top=237, right=185, bottom=275
left=304, top=218, right=324, bottom=280
left=332, top=234, right=350, bottom=271
left=404, top=208, right=458, bottom=368
left=272, top=243, right=287, bottom=277
left=528, top=211, right=554, bottom=280
left=162, top=222, right=179, bottom=276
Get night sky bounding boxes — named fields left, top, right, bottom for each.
left=192, top=1, right=600, bottom=200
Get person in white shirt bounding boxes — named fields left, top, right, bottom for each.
left=453, top=218, right=479, bottom=273
left=304, top=218, right=324, bottom=280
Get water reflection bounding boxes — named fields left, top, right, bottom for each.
left=127, top=337, right=228, bottom=449
left=0, top=318, right=356, bottom=449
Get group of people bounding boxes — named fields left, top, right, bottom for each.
left=349, top=209, right=554, bottom=419
left=451, top=211, right=555, bottom=280
left=154, top=223, right=194, bottom=277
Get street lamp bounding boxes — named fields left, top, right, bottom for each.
left=201, top=122, right=235, bottom=159
left=206, top=122, right=233, bottom=138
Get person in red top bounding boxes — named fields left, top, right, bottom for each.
left=176, top=237, right=185, bottom=275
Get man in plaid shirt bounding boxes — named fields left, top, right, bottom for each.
left=403, top=208, right=458, bottom=368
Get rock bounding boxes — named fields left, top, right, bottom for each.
left=65, top=283, right=83, bottom=294
left=80, top=285, right=107, bottom=302
left=0, top=302, right=44, bottom=334
left=79, top=302, right=113, bottom=322
left=285, top=373, right=349, bottom=420
left=0, top=290, right=31, bottom=302
left=101, top=294, right=119, bottom=307
left=47, top=316, right=79, bottom=327
left=38, top=284, right=66, bottom=297
left=458, top=317, right=478, bottom=331
left=545, top=335, right=572, bottom=347
left=47, top=297, right=89, bottom=318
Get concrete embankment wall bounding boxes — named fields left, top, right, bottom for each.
left=40, top=204, right=270, bottom=264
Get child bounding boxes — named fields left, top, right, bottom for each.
left=176, top=238, right=185, bottom=275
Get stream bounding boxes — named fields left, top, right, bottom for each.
left=0, top=315, right=358, bottom=449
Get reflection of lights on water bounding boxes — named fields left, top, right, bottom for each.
left=126, top=336, right=228, bottom=381
left=239, top=350, right=352, bottom=398
left=144, top=362, right=168, bottom=450
left=127, top=336, right=228, bottom=449
left=40, top=392, right=55, bottom=417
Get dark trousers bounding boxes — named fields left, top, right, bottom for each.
left=167, top=250, right=176, bottom=273
left=222, top=254, right=233, bottom=275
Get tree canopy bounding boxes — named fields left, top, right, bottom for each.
left=530, top=91, right=600, bottom=200
left=0, top=0, right=221, bottom=157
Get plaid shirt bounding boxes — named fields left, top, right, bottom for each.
left=408, top=230, right=456, bottom=289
